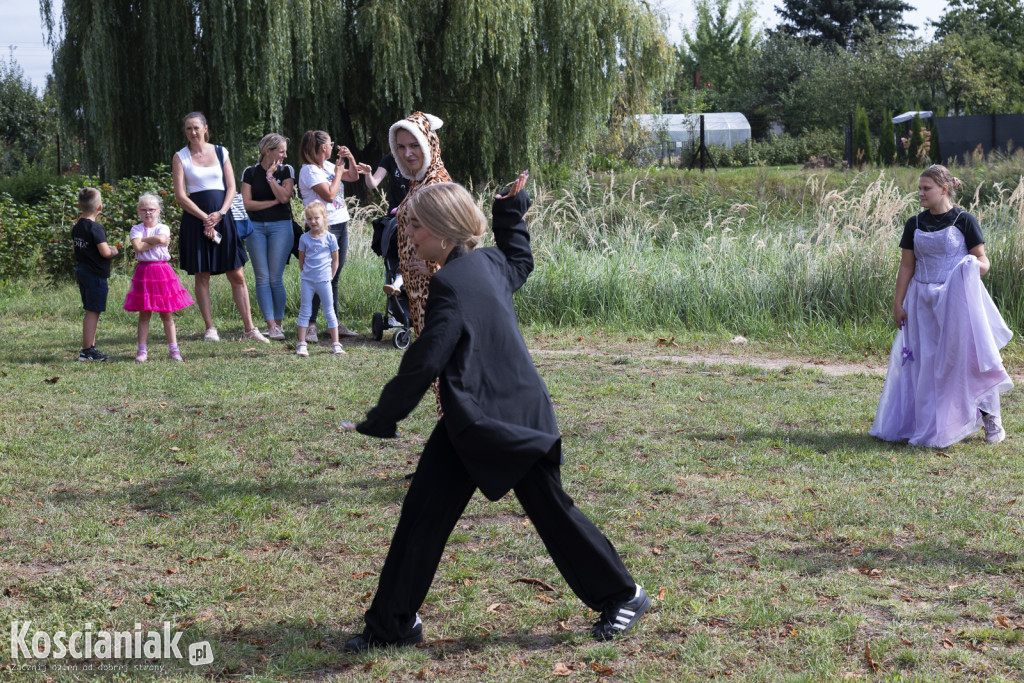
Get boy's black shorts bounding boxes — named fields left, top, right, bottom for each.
left=76, top=265, right=109, bottom=313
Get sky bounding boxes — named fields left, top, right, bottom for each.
left=6, top=0, right=949, bottom=93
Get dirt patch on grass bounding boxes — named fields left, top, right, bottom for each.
left=530, top=348, right=886, bottom=377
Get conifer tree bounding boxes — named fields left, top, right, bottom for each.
left=907, top=114, right=924, bottom=166
left=877, top=110, right=896, bottom=166
left=852, top=105, right=872, bottom=167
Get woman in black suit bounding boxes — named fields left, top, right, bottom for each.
left=343, top=174, right=649, bottom=651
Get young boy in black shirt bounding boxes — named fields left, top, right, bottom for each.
left=71, top=187, right=119, bottom=361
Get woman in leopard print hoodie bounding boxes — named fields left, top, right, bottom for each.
left=389, top=112, right=452, bottom=336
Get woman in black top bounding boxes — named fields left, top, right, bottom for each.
left=241, top=133, right=295, bottom=340
left=343, top=175, right=649, bottom=651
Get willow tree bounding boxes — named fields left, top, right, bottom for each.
left=41, top=0, right=670, bottom=181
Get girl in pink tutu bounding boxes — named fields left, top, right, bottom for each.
left=123, top=192, right=195, bottom=361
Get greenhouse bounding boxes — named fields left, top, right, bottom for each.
left=633, top=112, right=752, bottom=151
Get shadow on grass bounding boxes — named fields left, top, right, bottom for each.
left=683, top=429, right=931, bottom=455
left=767, top=540, right=1022, bottom=576
left=47, top=469, right=407, bottom=512
left=181, top=618, right=587, bottom=679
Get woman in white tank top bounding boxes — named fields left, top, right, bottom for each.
left=171, top=111, right=268, bottom=343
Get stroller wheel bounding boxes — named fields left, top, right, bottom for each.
left=371, top=312, right=384, bottom=342
left=393, top=327, right=411, bottom=350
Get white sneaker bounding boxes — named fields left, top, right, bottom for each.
left=307, top=323, right=318, bottom=343
left=204, top=327, right=220, bottom=341
left=332, top=342, right=346, bottom=355
left=267, top=325, right=285, bottom=340
left=983, top=413, right=1006, bottom=443
left=244, top=328, right=270, bottom=344
left=296, top=342, right=309, bottom=357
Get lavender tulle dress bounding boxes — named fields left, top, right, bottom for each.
left=870, top=218, right=1013, bottom=448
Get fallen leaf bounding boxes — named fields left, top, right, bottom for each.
left=697, top=395, right=707, bottom=403
left=486, top=603, right=502, bottom=613
left=1007, top=499, right=1017, bottom=505
left=33, top=518, right=45, bottom=525
left=169, top=447, right=181, bottom=452
left=165, top=568, right=178, bottom=575
left=352, top=571, right=373, bottom=579
left=657, top=586, right=667, bottom=600
left=142, top=593, right=153, bottom=605
left=936, top=451, right=950, bottom=458
left=231, top=585, right=247, bottom=593
left=326, top=406, right=336, bottom=411
left=414, top=666, right=430, bottom=680
left=243, top=347, right=257, bottom=352
left=942, top=638, right=954, bottom=649
left=109, top=594, right=125, bottom=609
left=43, top=377, right=59, bottom=384
left=995, top=615, right=1013, bottom=630
left=865, top=642, right=880, bottom=672
left=537, top=594, right=555, bottom=603
left=590, top=662, right=614, bottom=675
left=899, top=636, right=912, bottom=646
left=512, top=577, right=556, bottom=591
left=557, top=621, right=572, bottom=631
left=552, top=662, right=572, bottom=676
left=651, top=547, right=662, bottom=556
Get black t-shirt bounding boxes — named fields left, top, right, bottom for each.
left=241, top=163, right=295, bottom=222
left=899, top=207, right=983, bottom=251
left=71, top=217, right=110, bottom=278
left=378, top=153, right=409, bottom=210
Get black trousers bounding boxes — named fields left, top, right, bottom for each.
left=363, top=421, right=637, bottom=642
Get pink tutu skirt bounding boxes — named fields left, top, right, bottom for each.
left=123, top=261, right=194, bottom=312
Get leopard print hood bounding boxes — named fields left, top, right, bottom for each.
left=389, top=112, right=446, bottom=183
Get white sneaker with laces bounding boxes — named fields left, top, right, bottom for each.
left=244, top=328, right=270, bottom=344
left=983, top=413, right=1006, bottom=443
left=296, top=342, right=309, bottom=357
left=267, top=325, right=285, bottom=340
left=204, top=327, right=220, bottom=341
left=307, top=323, right=318, bottom=343
left=332, top=342, right=346, bottom=355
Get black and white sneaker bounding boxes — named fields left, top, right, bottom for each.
left=343, top=614, right=423, bottom=652
left=78, top=346, right=109, bottom=362
left=591, top=585, right=650, bottom=641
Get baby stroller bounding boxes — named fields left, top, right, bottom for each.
left=370, top=213, right=412, bottom=349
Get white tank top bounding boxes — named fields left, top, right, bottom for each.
left=176, top=146, right=227, bottom=193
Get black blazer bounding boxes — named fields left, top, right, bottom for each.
left=357, top=191, right=560, bottom=500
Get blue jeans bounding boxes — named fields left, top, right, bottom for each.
left=246, top=219, right=293, bottom=322
left=298, top=279, right=337, bottom=329
left=310, top=222, right=348, bottom=326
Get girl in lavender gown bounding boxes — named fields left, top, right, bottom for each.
left=870, top=164, right=1012, bottom=448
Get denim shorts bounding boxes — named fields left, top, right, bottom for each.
left=76, top=266, right=109, bottom=313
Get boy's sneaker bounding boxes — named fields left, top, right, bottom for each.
left=332, top=342, right=346, bottom=355
left=204, top=327, right=220, bottom=342
left=590, top=585, right=650, bottom=641
left=296, top=342, right=309, bottom=357
left=343, top=615, right=423, bottom=652
left=78, top=346, right=109, bottom=362
left=267, top=325, right=286, bottom=340
left=306, top=323, right=318, bottom=343
left=983, top=413, right=1006, bottom=443
left=337, top=323, right=357, bottom=338
left=244, top=328, right=270, bottom=344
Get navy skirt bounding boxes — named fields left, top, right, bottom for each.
left=178, top=189, right=248, bottom=276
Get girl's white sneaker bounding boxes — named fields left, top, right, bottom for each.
left=332, top=342, right=346, bottom=355
left=296, top=342, right=309, bottom=357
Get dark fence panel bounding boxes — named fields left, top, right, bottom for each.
left=935, top=114, right=1024, bottom=163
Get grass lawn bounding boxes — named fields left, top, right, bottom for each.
left=1, top=275, right=1023, bottom=681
